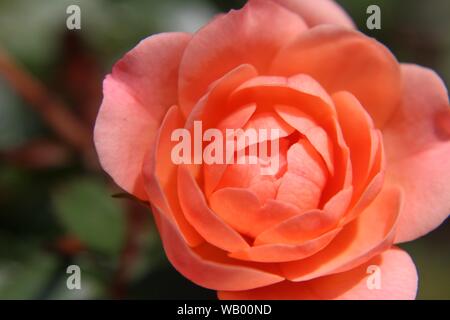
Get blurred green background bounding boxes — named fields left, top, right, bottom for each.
left=0, top=0, right=448, bottom=299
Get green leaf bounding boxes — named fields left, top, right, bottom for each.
left=53, top=177, right=125, bottom=256
left=0, top=251, right=58, bottom=299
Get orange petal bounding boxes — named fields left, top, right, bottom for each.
left=274, top=105, right=334, bottom=174
left=215, top=160, right=279, bottom=204
left=254, top=209, right=339, bottom=246
left=275, top=105, right=351, bottom=202
left=219, top=247, right=417, bottom=300
left=343, top=172, right=384, bottom=224
left=276, top=141, right=327, bottom=211
left=243, top=111, right=295, bottom=141
left=177, top=165, right=250, bottom=252
left=194, top=64, right=259, bottom=132
left=209, top=188, right=305, bottom=238
left=271, top=0, right=355, bottom=29
left=228, top=228, right=340, bottom=263
left=143, top=105, right=203, bottom=247
left=229, top=74, right=335, bottom=111
left=153, top=206, right=284, bottom=291
left=323, top=186, right=353, bottom=220
left=280, top=186, right=403, bottom=281
left=178, top=0, right=307, bottom=115
left=209, top=187, right=262, bottom=238
left=194, top=65, right=258, bottom=197
left=257, top=200, right=307, bottom=235
left=333, top=91, right=378, bottom=198
left=202, top=103, right=257, bottom=196
left=270, top=25, right=401, bottom=127
left=94, top=33, right=191, bottom=199
left=382, top=64, right=450, bottom=242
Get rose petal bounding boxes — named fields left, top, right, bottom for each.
left=275, top=104, right=351, bottom=201
left=270, top=25, right=401, bottom=127
left=243, top=111, right=295, bottom=141
left=254, top=209, right=339, bottom=246
left=177, top=165, right=250, bottom=252
left=228, top=228, right=341, bottom=263
left=323, top=186, right=353, bottom=220
left=382, top=64, right=450, bottom=242
left=343, top=172, right=384, bottom=224
left=281, top=186, right=403, bottom=281
left=219, top=247, right=417, bottom=300
left=229, top=74, right=335, bottom=110
left=271, top=0, right=355, bottom=29
left=94, top=33, right=191, bottom=199
left=178, top=0, right=308, bottom=115
left=276, top=140, right=327, bottom=211
left=192, top=64, right=259, bottom=197
left=210, top=188, right=303, bottom=238
left=333, top=91, right=378, bottom=198
left=143, top=105, right=204, bottom=246
left=153, top=206, right=284, bottom=291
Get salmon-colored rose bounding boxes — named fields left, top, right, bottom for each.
left=94, top=0, right=450, bottom=299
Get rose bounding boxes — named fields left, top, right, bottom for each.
left=94, top=0, right=450, bottom=299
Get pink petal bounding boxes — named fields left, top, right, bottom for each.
left=270, top=25, right=402, bottom=127
left=178, top=0, right=308, bottom=115
left=275, top=104, right=352, bottom=202
left=276, top=141, right=327, bottom=211
left=228, top=228, right=341, bottom=263
left=333, top=91, right=378, bottom=198
left=274, top=105, right=334, bottom=174
left=343, top=172, right=384, bottom=224
left=209, top=188, right=303, bottom=238
left=153, top=206, right=284, bottom=291
left=219, top=247, right=417, bottom=300
left=243, top=111, right=295, bottom=141
left=383, top=64, right=450, bottom=242
left=192, top=64, right=258, bottom=196
left=254, top=209, right=340, bottom=246
left=323, top=187, right=353, bottom=220
left=177, top=165, right=250, bottom=252
left=271, top=0, right=355, bottom=29
left=229, top=74, right=335, bottom=110
left=94, top=33, right=191, bottom=199
left=280, top=186, right=403, bottom=281
left=143, top=105, right=203, bottom=247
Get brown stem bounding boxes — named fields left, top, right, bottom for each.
left=111, top=201, right=148, bottom=299
left=0, top=48, right=95, bottom=162
left=0, top=138, right=72, bottom=169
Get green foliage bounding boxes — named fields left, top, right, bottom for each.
left=0, top=251, right=58, bottom=299
left=52, top=178, right=126, bottom=256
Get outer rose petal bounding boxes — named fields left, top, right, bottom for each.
left=153, top=207, right=284, bottom=291
left=280, top=186, right=403, bottom=281
left=219, top=247, right=417, bottom=300
left=271, top=0, right=355, bottom=29
left=383, top=64, right=450, bottom=242
left=270, top=25, right=402, bottom=127
left=178, top=0, right=308, bottom=115
left=94, top=33, right=191, bottom=199
left=143, top=105, right=203, bottom=247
